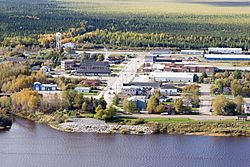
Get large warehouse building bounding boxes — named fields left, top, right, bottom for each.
left=204, top=54, right=250, bottom=61
left=150, top=72, right=195, bottom=83
left=208, top=48, right=242, bottom=54
left=181, top=50, right=204, bottom=55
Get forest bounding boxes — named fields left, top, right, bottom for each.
left=1, top=0, right=250, bottom=49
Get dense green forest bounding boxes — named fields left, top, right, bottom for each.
left=1, top=0, right=250, bottom=49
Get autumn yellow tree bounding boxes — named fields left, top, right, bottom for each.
left=11, top=89, right=40, bottom=113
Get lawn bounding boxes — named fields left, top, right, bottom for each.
left=144, top=118, right=195, bottom=123
left=79, top=113, right=94, bottom=118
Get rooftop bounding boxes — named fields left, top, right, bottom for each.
left=127, top=96, right=147, bottom=101
left=152, top=64, right=165, bottom=69
left=61, top=59, right=75, bottom=62
left=42, top=83, right=58, bottom=87
left=184, top=64, right=214, bottom=68
left=181, top=50, right=204, bottom=53
left=132, top=75, right=151, bottom=82
left=204, top=54, right=250, bottom=59
left=150, top=72, right=195, bottom=78
left=208, top=47, right=242, bottom=51
left=216, top=66, right=250, bottom=72
left=160, top=84, right=178, bottom=89
left=74, top=69, right=111, bottom=74
left=123, top=82, right=160, bottom=88
left=75, top=87, right=91, bottom=90
left=150, top=50, right=172, bottom=54
left=80, top=60, right=109, bottom=67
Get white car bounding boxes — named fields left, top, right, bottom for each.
left=160, top=112, right=169, bottom=115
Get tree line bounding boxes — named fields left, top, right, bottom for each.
left=1, top=0, right=250, bottom=49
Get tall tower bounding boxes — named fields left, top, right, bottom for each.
left=104, top=47, right=109, bottom=61
left=56, top=32, right=62, bottom=50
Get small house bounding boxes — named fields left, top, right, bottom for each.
left=31, top=65, right=41, bottom=71
left=80, top=79, right=100, bottom=87
left=223, top=87, right=231, bottom=95
left=244, top=103, right=250, bottom=114
left=108, top=56, right=125, bottom=64
left=40, top=66, right=51, bottom=75
left=74, top=87, right=91, bottom=93
left=127, top=96, right=147, bottom=110
left=34, top=82, right=58, bottom=91
left=62, top=42, right=76, bottom=49
left=61, top=60, right=76, bottom=70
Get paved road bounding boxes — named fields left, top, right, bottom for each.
left=199, top=84, right=212, bottom=115
left=76, top=50, right=147, bottom=56
left=100, top=53, right=146, bottom=105
left=123, top=114, right=246, bottom=121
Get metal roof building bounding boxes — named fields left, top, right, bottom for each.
left=150, top=72, right=195, bottom=83
left=181, top=50, right=204, bottom=55
left=149, top=50, right=172, bottom=56
left=73, top=60, right=111, bottom=76
left=208, top=48, right=242, bottom=54
left=204, top=54, right=250, bottom=61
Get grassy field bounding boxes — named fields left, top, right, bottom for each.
left=108, top=116, right=250, bottom=136
left=144, top=117, right=194, bottom=123
left=59, top=0, right=250, bottom=24
left=58, top=0, right=250, bottom=36
left=59, top=0, right=250, bottom=15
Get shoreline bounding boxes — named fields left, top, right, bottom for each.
left=11, top=112, right=250, bottom=137
left=51, top=118, right=250, bottom=137
left=53, top=118, right=156, bottom=135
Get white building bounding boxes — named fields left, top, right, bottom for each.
left=62, top=42, right=76, bottom=49
left=149, top=50, right=172, bottom=57
left=61, top=60, right=76, bottom=70
left=208, top=48, right=242, bottom=54
left=181, top=50, right=204, bottom=55
left=204, top=54, right=250, bottom=61
left=122, top=86, right=137, bottom=95
left=34, top=82, right=58, bottom=91
left=152, top=63, right=165, bottom=71
left=122, top=82, right=158, bottom=96
left=132, top=75, right=151, bottom=83
left=244, top=103, right=250, bottom=114
left=74, top=87, right=91, bottom=93
left=159, top=85, right=178, bottom=96
left=150, top=72, right=195, bottom=83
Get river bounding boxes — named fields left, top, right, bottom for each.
left=0, top=118, right=250, bottom=167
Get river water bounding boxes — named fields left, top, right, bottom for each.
left=0, top=118, right=250, bottom=167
